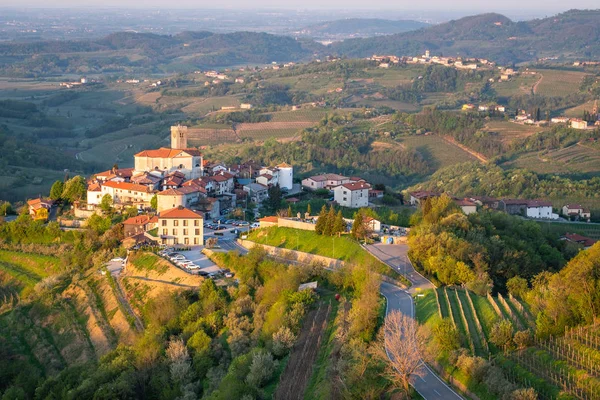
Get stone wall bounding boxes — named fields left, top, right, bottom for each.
left=237, top=239, right=344, bottom=269
left=276, top=218, right=316, bottom=231
left=58, top=218, right=88, bottom=228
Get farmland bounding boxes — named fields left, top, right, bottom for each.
left=484, top=120, right=544, bottom=143
left=417, top=286, right=600, bottom=399
left=0, top=250, right=61, bottom=299
left=395, top=134, right=478, bottom=169
left=533, top=69, right=588, bottom=97
left=504, top=142, right=600, bottom=176
left=493, top=73, right=540, bottom=98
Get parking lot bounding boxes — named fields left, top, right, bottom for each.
left=158, top=246, right=234, bottom=280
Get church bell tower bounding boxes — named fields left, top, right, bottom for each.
left=171, top=125, right=188, bottom=149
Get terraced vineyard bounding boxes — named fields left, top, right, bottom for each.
left=420, top=287, right=600, bottom=399
left=396, top=134, right=478, bottom=169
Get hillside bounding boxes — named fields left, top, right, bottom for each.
left=330, top=9, right=600, bottom=63
left=297, top=18, right=429, bottom=39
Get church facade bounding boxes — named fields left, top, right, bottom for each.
left=134, top=125, right=203, bottom=180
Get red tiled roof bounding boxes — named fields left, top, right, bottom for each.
left=276, top=162, right=292, bottom=168
left=563, top=233, right=597, bottom=247
left=455, top=199, right=476, bottom=207
left=123, top=215, right=151, bottom=226
left=134, top=147, right=201, bottom=158
left=409, top=190, right=441, bottom=199
left=340, top=182, right=371, bottom=191
left=87, top=182, right=102, bottom=191
left=259, top=216, right=278, bottom=223
left=259, top=173, right=273, bottom=180
left=307, top=173, right=348, bottom=182
left=159, top=206, right=203, bottom=219
left=102, top=180, right=152, bottom=193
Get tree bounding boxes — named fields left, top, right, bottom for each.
left=246, top=351, right=277, bottom=388
left=0, top=201, right=12, bottom=216
left=490, top=319, right=513, bottom=351
left=49, top=180, right=64, bottom=201
left=323, top=206, right=336, bottom=236
left=34, top=207, right=48, bottom=221
left=166, top=338, right=193, bottom=384
left=506, top=276, right=528, bottom=298
left=61, top=176, right=86, bottom=203
left=379, top=310, right=424, bottom=395
left=287, top=204, right=292, bottom=218
left=432, top=318, right=460, bottom=351
left=333, top=210, right=345, bottom=235
left=510, top=388, right=538, bottom=400
left=315, top=205, right=328, bottom=235
left=272, top=326, right=296, bottom=356
left=187, top=330, right=211, bottom=356
left=266, top=184, right=282, bottom=213
left=150, top=194, right=158, bottom=210
left=100, top=194, right=113, bottom=213
left=306, top=203, right=312, bottom=216
left=513, top=329, right=532, bottom=350
left=351, top=211, right=367, bottom=240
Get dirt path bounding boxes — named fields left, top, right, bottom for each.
left=442, top=135, right=488, bottom=163
left=274, top=301, right=332, bottom=400
left=532, top=73, right=544, bottom=95
left=114, top=278, right=144, bottom=332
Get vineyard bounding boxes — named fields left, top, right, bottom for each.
left=396, top=134, right=478, bottom=169
left=533, top=70, right=588, bottom=97
left=419, top=287, right=600, bottom=399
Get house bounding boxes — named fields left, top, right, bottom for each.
left=87, top=182, right=103, bottom=205
left=455, top=198, right=477, bottom=215
left=100, top=181, right=155, bottom=206
left=123, top=215, right=156, bottom=237
left=333, top=182, right=371, bottom=208
left=27, top=198, right=54, bottom=217
left=462, top=104, right=476, bottom=111
left=240, top=103, right=252, bottom=109
left=133, top=125, right=203, bottom=180
left=562, top=204, right=591, bottom=221
left=408, top=190, right=441, bottom=206
left=301, top=173, right=350, bottom=191
left=259, top=216, right=279, bottom=228
left=158, top=206, right=204, bottom=246
left=131, top=172, right=162, bottom=190
left=364, top=217, right=381, bottom=233
left=243, top=183, right=269, bottom=203
left=95, top=167, right=134, bottom=183
left=369, top=189, right=384, bottom=199
left=256, top=173, right=277, bottom=187
left=157, top=186, right=203, bottom=213
left=561, top=233, right=598, bottom=249
left=570, top=119, right=588, bottom=130
left=500, top=199, right=557, bottom=219
left=469, top=196, right=500, bottom=210
left=195, top=197, right=220, bottom=219
left=551, top=117, right=570, bottom=124
left=210, top=172, right=235, bottom=195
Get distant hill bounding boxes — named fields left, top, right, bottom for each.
left=330, top=9, right=600, bottom=64
left=297, top=18, right=429, bottom=39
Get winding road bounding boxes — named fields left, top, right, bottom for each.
left=367, top=243, right=463, bottom=400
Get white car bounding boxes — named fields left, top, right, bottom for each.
left=171, top=255, right=186, bottom=261
left=186, top=264, right=200, bottom=270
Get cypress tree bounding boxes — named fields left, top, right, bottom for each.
left=333, top=210, right=345, bottom=235
left=315, top=205, right=328, bottom=235
left=324, top=205, right=336, bottom=236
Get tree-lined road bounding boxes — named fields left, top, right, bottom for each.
left=368, top=243, right=463, bottom=400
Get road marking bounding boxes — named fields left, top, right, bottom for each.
left=434, top=390, right=441, bottom=396
left=420, top=376, right=427, bottom=382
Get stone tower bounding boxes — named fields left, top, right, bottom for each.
left=171, top=125, right=188, bottom=149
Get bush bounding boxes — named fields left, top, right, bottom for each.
left=245, top=350, right=278, bottom=388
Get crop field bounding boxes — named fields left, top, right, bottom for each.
left=266, top=108, right=327, bottom=123
left=181, top=96, right=242, bottom=115
left=265, top=74, right=342, bottom=95
left=237, top=121, right=311, bottom=141
left=493, top=74, right=540, bottom=98
left=78, top=133, right=165, bottom=168
left=506, top=142, right=600, bottom=176
left=0, top=250, right=61, bottom=298
left=365, top=66, right=422, bottom=88
left=533, top=69, right=588, bottom=97
left=395, top=134, right=478, bottom=169
left=564, top=100, right=597, bottom=118
left=484, top=120, right=544, bottom=143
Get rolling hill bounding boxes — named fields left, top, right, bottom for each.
left=297, top=18, right=429, bottom=39
left=329, top=9, right=600, bottom=63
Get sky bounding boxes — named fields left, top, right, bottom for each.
left=3, top=0, right=599, bottom=11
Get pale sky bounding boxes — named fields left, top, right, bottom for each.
left=3, top=0, right=599, bottom=10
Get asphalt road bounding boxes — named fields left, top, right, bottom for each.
left=368, top=244, right=463, bottom=400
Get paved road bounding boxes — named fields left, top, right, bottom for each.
left=368, top=244, right=463, bottom=400
left=217, top=239, right=249, bottom=254
left=380, top=282, right=462, bottom=400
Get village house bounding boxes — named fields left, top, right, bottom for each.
left=87, top=182, right=103, bottom=206
left=408, top=190, right=441, bottom=206
left=333, top=182, right=371, bottom=208
left=551, top=117, right=570, bottom=124
left=158, top=206, right=204, bottom=246
left=301, top=173, right=350, bottom=191
left=243, top=183, right=269, bottom=203
left=122, top=215, right=157, bottom=238
left=560, top=233, right=598, bottom=250
left=455, top=198, right=478, bottom=215
left=570, top=119, right=588, bottom=130
left=27, top=198, right=54, bottom=218
left=94, top=167, right=134, bottom=183
left=100, top=181, right=155, bottom=206
left=562, top=204, right=591, bottom=221
left=499, top=199, right=557, bottom=219
left=156, top=186, right=204, bottom=213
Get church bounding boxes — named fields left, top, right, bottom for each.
left=134, top=125, right=203, bottom=180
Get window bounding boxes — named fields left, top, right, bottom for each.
left=173, top=220, right=179, bottom=226
left=194, top=238, right=199, bottom=245
left=184, top=238, right=189, bottom=245
left=343, top=197, right=347, bottom=201
left=183, top=229, right=188, bottom=235
left=162, top=220, right=167, bottom=226
left=194, top=220, right=199, bottom=226
left=183, top=220, right=188, bottom=226
left=195, top=229, right=200, bottom=235
left=172, top=229, right=178, bottom=235
left=162, top=229, right=168, bottom=235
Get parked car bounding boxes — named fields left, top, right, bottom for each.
left=250, top=222, right=260, bottom=228
left=225, top=271, right=234, bottom=278
left=238, top=221, right=249, bottom=226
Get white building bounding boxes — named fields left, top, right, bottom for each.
left=276, top=163, right=293, bottom=190
left=243, top=183, right=269, bottom=203
left=100, top=181, right=155, bottom=206
left=158, top=206, right=204, bottom=246
left=302, top=173, right=350, bottom=191
left=333, top=182, right=370, bottom=208
left=525, top=200, right=557, bottom=219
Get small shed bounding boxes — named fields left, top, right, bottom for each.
left=298, top=281, right=318, bottom=291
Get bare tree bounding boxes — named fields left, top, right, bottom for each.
left=380, top=310, right=425, bottom=395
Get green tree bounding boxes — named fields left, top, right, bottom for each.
left=246, top=351, right=277, bottom=389
left=506, top=276, right=528, bottom=298
left=333, top=210, right=345, bottom=235
left=0, top=201, right=12, bottom=216
left=287, top=204, right=292, bottom=218
left=150, top=194, right=158, bottom=210
left=49, top=180, right=64, bottom=201
left=351, top=211, right=367, bottom=240
left=323, top=206, right=336, bottom=236
left=100, top=194, right=113, bottom=213
left=490, top=319, right=513, bottom=351
left=315, top=205, right=328, bottom=235
left=432, top=318, right=460, bottom=351
left=187, top=329, right=212, bottom=356
left=265, top=184, right=282, bottom=214
left=306, top=203, right=312, bottom=216
left=61, top=176, right=86, bottom=203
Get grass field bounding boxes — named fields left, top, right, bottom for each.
left=365, top=66, right=423, bottom=88
left=533, top=69, right=588, bottom=97
left=537, top=221, right=600, bottom=240
left=563, top=99, right=596, bottom=118
left=505, top=142, right=600, bottom=176
left=0, top=250, right=61, bottom=297
left=266, top=108, right=327, bottom=123
left=484, top=120, right=544, bottom=143
left=396, top=134, right=478, bottom=169
left=493, top=73, right=539, bottom=98
left=181, top=96, right=241, bottom=115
